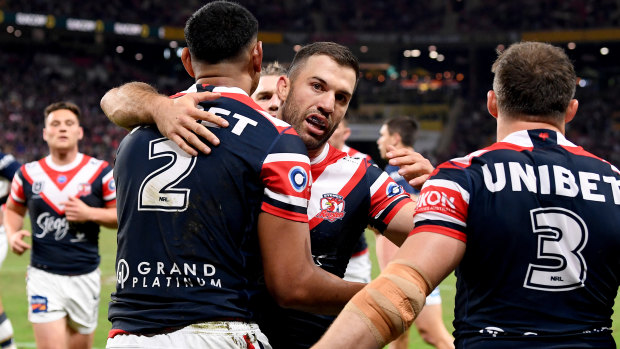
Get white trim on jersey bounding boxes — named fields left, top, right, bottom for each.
left=264, top=153, right=310, bottom=165
left=10, top=175, right=25, bottom=203
left=22, top=157, right=106, bottom=213
left=369, top=172, right=390, bottom=197
left=102, top=170, right=114, bottom=183
left=211, top=86, right=249, bottom=95
left=307, top=153, right=363, bottom=219
left=423, top=178, right=471, bottom=204
left=310, top=144, right=330, bottom=165
left=44, top=153, right=84, bottom=172
left=450, top=149, right=490, bottom=167
left=264, top=188, right=308, bottom=208
left=414, top=210, right=466, bottom=227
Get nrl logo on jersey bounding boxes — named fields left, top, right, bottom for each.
left=317, top=193, right=345, bottom=222
left=32, top=181, right=45, bottom=194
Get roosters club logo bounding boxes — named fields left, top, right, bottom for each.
left=317, top=193, right=345, bottom=222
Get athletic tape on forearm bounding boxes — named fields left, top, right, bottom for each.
left=343, top=260, right=433, bottom=347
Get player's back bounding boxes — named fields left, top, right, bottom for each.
left=109, top=85, right=310, bottom=334
left=435, top=129, right=620, bottom=346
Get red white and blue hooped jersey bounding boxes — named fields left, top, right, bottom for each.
left=8, top=153, right=115, bottom=275
left=342, top=145, right=373, bottom=257
left=108, top=84, right=311, bottom=335
left=259, top=144, right=411, bottom=349
left=412, top=129, right=620, bottom=347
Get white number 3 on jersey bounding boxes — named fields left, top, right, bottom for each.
left=524, top=207, right=588, bottom=291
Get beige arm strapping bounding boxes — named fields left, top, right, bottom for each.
left=342, top=259, right=434, bottom=347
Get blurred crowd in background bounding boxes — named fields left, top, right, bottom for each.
left=1, top=0, right=620, bottom=168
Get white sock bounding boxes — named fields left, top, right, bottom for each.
left=0, top=314, right=16, bottom=349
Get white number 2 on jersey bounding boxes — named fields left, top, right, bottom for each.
left=138, top=138, right=197, bottom=211
left=524, top=207, right=588, bottom=291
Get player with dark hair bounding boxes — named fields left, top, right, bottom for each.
left=0, top=151, right=20, bottom=349
left=376, top=116, right=454, bottom=349
left=102, top=40, right=434, bottom=348
left=4, top=101, right=117, bottom=349
left=314, top=41, right=620, bottom=348
left=102, top=3, right=363, bottom=349
left=251, top=61, right=287, bottom=117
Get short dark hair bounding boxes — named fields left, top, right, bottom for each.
left=184, top=1, right=258, bottom=64
left=385, top=116, right=419, bottom=147
left=492, top=41, right=576, bottom=121
left=287, top=42, right=359, bottom=87
left=44, top=101, right=81, bottom=122
left=262, top=61, right=287, bottom=77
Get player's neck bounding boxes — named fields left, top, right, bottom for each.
left=308, top=144, right=328, bottom=161
left=194, top=64, right=254, bottom=95
left=496, top=118, right=563, bottom=142
left=48, top=147, right=79, bottom=166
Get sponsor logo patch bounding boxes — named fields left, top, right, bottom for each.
left=288, top=166, right=308, bottom=192
left=30, top=295, right=48, bottom=313
left=57, top=175, right=67, bottom=184
left=317, top=193, right=345, bottom=222
left=386, top=182, right=403, bottom=197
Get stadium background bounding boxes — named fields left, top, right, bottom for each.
left=1, top=0, right=620, bottom=347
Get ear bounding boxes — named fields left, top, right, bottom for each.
left=276, top=75, right=290, bottom=102
left=252, top=41, right=263, bottom=74
left=392, top=132, right=402, bottom=147
left=42, top=127, right=48, bottom=142
left=343, top=126, right=351, bottom=142
left=78, top=126, right=84, bottom=141
left=181, top=47, right=195, bottom=78
left=487, top=90, right=499, bottom=119
left=564, top=99, right=578, bottom=124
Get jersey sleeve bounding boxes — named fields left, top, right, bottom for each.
left=8, top=166, right=27, bottom=207
left=101, top=165, right=116, bottom=207
left=0, top=152, right=20, bottom=180
left=260, top=132, right=311, bottom=223
left=367, top=164, right=412, bottom=232
left=410, top=163, right=470, bottom=242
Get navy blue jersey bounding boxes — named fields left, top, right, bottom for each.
left=8, top=154, right=116, bottom=274
left=259, top=144, right=411, bottom=348
left=109, top=84, right=311, bottom=334
left=412, top=130, right=620, bottom=347
left=0, top=151, right=20, bottom=203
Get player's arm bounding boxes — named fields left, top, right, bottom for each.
left=62, top=196, right=118, bottom=229
left=3, top=199, right=30, bottom=255
left=386, top=145, right=434, bottom=190
left=100, top=81, right=229, bottom=155
left=313, top=232, right=465, bottom=349
left=258, top=212, right=365, bottom=315
left=381, top=201, right=416, bottom=247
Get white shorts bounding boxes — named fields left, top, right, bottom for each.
left=343, top=250, right=372, bottom=283
left=0, top=226, right=7, bottom=270
left=106, top=321, right=272, bottom=349
left=426, top=286, right=442, bottom=305
left=27, top=266, right=100, bottom=334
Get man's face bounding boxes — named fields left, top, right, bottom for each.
left=376, top=124, right=395, bottom=159
left=43, top=109, right=83, bottom=151
left=280, top=55, right=357, bottom=153
left=251, top=75, right=281, bottom=117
